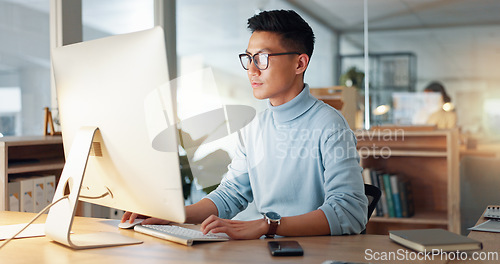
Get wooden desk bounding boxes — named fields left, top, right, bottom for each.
left=460, top=144, right=500, bottom=158
left=468, top=206, right=500, bottom=253
left=0, top=211, right=448, bottom=264
left=448, top=206, right=500, bottom=263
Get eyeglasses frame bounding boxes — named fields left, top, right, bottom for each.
left=238, top=52, right=302, bottom=70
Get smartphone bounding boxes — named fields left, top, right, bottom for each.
left=268, top=241, right=304, bottom=256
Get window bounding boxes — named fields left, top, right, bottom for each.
left=82, top=0, right=154, bottom=41
left=0, top=0, right=51, bottom=136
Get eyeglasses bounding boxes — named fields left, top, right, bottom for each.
left=238, top=52, right=301, bottom=70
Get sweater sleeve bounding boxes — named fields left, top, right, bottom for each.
left=318, top=128, right=368, bottom=235
left=205, top=131, right=253, bottom=219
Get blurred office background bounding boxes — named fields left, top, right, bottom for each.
left=2, top=0, right=500, bottom=137
left=1, top=0, right=499, bottom=226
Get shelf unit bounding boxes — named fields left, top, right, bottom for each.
left=310, top=86, right=360, bottom=130
left=355, top=129, right=460, bottom=234
left=0, top=136, right=64, bottom=211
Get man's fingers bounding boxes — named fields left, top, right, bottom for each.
left=200, top=215, right=219, bottom=230
left=209, top=226, right=230, bottom=235
left=129, top=213, right=138, bottom=223
left=121, top=211, right=133, bottom=223
left=201, top=216, right=231, bottom=234
left=121, top=212, right=148, bottom=223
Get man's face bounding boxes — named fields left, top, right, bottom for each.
left=244, top=31, right=303, bottom=106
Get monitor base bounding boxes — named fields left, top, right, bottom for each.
left=45, top=126, right=142, bottom=249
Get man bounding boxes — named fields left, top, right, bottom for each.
left=123, top=9, right=367, bottom=239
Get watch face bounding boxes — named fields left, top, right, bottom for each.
left=265, top=212, right=281, bottom=221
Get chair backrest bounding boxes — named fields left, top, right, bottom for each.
left=362, top=183, right=381, bottom=234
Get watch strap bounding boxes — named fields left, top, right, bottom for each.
left=265, top=219, right=279, bottom=238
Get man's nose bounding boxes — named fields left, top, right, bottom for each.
left=248, top=61, right=261, bottom=76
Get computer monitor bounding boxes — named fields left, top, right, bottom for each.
left=46, top=27, right=185, bottom=249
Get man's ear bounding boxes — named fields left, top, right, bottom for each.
left=295, top=54, right=309, bottom=75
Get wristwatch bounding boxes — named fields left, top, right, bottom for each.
left=264, top=212, right=281, bottom=238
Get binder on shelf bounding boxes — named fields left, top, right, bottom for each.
left=19, top=178, right=35, bottom=213
left=44, top=175, right=56, bottom=209
left=33, top=177, right=46, bottom=212
left=8, top=181, right=21, bottom=212
left=11, top=175, right=55, bottom=213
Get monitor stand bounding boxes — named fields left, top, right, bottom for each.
left=45, top=126, right=143, bottom=249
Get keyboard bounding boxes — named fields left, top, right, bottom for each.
left=133, top=224, right=229, bottom=246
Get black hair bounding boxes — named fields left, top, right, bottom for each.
left=247, top=10, right=315, bottom=59
left=424, top=82, right=451, bottom=103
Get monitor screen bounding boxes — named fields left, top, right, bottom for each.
left=392, top=92, right=442, bottom=125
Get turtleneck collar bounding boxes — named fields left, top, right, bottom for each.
left=267, top=84, right=317, bottom=124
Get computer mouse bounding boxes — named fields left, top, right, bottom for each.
left=118, top=219, right=144, bottom=229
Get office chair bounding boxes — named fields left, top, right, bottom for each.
left=361, top=183, right=381, bottom=234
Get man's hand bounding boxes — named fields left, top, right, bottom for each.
left=121, top=211, right=171, bottom=225
left=200, top=215, right=268, bottom=240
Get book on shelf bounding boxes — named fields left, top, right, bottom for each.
left=389, top=228, right=483, bottom=252
left=362, top=168, right=372, bottom=185
left=375, top=171, right=389, bottom=217
left=389, top=174, right=403, bottom=218
left=362, top=168, right=376, bottom=216
left=398, top=175, right=415, bottom=218
left=382, top=174, right=396, bottom=218
left=364, top=169, right=415, bottom=219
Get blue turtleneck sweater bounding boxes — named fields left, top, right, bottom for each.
left=205, top=84, right=368, bottom=235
